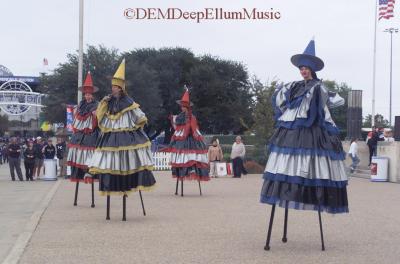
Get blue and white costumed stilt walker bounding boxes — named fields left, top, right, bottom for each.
left=261, top=39, right=348, bottom=251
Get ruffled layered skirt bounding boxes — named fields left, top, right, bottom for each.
left=89, top=129, right=156, bottom=195
left=165, top=136, right=210, bottom=181
left=67, top=129, right=99, bottom=183
left=260, top=125, right=348, bottom=214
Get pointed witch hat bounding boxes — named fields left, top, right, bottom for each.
left=111, top=59, right=126, bottom=91
left=79, top=72, right=99, bottom=93
left=176, top=86, right=193, bottom=107
left=290, top=38, right=324, bottom=72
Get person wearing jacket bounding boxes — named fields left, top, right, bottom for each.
left=208, top=139, right=223, bottom=178
left=7, top=137, right=23, bottom=181
left=23, top=140, right=36, bottom=181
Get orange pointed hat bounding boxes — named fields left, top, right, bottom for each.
left=176, top=87, right=193, bottom=107
left=79, top=72, right=99, bottom=94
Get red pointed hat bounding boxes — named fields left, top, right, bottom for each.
left=176, top=88, right=193, bottom=107
left=79, top=72, right=99, bottom=94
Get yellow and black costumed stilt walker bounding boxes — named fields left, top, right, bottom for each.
left=89, top=59, right=156, bottom=221
left=67, top=72, right=99, bottom=208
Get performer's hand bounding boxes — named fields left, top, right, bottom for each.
left=103, top=95, right=112, bottom=102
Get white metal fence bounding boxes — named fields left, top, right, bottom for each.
left=153, top=152, right=171, bottom=171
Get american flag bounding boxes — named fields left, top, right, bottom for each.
left=379, top=0, right=395, bottom=20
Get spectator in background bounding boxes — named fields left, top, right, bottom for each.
left=2, top=144, right=8, bottom=164
left=208, top=139, right=223, bottom=178
left=56, top=137, right=67, bottom=177
left=367, top=127, right=384, bottom=166
left=33, top=136, right=45, bottom=179
left=43, top=139, right=56, bottom=159
left=348, top=138, right=360, bottom=173
left=23, top=140, right=36, bottom=181
left=230, top=136, right=247, bottom=178
left=7, top=137, right=23, bottom=181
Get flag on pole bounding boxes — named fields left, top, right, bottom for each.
left=43, top=58, right=48, bottom=66
left=379, top=0, right=395, bottom=20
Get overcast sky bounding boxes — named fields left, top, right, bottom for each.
left=1, top=0, right=399, bottom=123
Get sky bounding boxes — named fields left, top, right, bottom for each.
left=1, top=0, right=399, bottom=123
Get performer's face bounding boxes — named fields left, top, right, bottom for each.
left=300, top=66, right=312, bottom=80
left=84, top=93, right=93, bottom=102
left=181, top=106, right=188, bottom=113
left=112, top=85, right=122, bottom=96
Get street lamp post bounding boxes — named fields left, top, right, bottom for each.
left=384, top=28, right=398, bottom=127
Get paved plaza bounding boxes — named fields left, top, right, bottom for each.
left=0, top=163, right=399, bottom=264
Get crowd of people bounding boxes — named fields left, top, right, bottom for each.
left=0, top=136, right=67, bottom=181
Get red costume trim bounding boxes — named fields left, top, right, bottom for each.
left=72, top=113, right=98, bottom=134
left=67, top=161, right=89, bottom=169
left=67, top=144, right=96, bottom=150
left=171, top=160, right=209, bottom=168
left=171, top=115, right=204, bottom=141
left=161, top=148, right=208, bottom=154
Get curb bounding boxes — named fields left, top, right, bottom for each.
left=2, top=180, right=61, bottom=264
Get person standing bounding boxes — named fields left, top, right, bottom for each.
left=367, top=127, right=382, bottom=166
left=66, top=72, right=100, bottom=207
left=89, top=59, right=156, bottom=220
left=230, top=136, right=247, bottom=178
left=56, top=137, right=67, bottom=177
left=163, top=88, right=210, bottom=196
left=2, top=144, right=8, bottom=164
left=7, top=137, right=23, bottom=181
left=33, top=137, right=45, bottom=179
left=23, top=140, right=36, bottom=181
left=208, top=139, right=223, bottom=178
left=260, top=39, right=348, bottom=250
left=43, top=139, right=56, bottom=159
left=348, top=138, right=360, bottom=173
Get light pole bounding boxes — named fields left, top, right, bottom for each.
left=384, top=28, right=398, bottom=127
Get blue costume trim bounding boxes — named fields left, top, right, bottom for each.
left=267, top=144, right=346, bottom=160
left=259, top=196, right=349, bottom=214
left=262, top=172, right=348, bottom=188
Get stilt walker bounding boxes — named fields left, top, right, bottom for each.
left=260, top=39, right=349, bottom=251
left=67, top=72, right=99, bottom=208
left=163, top=87, right=209, bottom=196
left=89, top=59, right=156, bottom=221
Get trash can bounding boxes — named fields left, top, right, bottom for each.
left=370, top=156, right=389, bottom=182
left=43, top=159, right=58, bottom=181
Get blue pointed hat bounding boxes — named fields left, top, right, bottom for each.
left=291, top=39, right=324, bottom=72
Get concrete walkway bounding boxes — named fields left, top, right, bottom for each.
left=0, top=162, right=58, bottom=264
left=13, top=171, right=400, bottom=264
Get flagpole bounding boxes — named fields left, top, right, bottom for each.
left=78, top=0, right=84, bottom=104
left=371, top=0, right=378, bottom=128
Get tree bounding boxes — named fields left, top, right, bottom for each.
left=189, top=55, right=254, bottom=134
left=322, top=80, right=351, bottom=130
left=362, top=114, right=390, bottom=128
left=39, top=46, right=255, bottom=137
left=39, top=45, right=121, bottom=124
left=249, top=78, right=276, bottom=165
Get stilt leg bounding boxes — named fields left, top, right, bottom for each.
left=318, top=207, right=325, bottom=251
left=282, top=200, right=289, bottom=243
left=106, top=195, right=110, bottom=220
left=198, top=180, right=202, bottom=196
left=175, top=177, right=179, bottom=195
left=91, top=180, right=95, bottom=208
left=181, top=179, right=184, bottom=197
left=139, top=190, right=146, bottom=216
left=73, top=182, right=79, bottom=206
left=264, top=204, right=276, bottom=251
left=122, top=194, right=126, bottom=221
